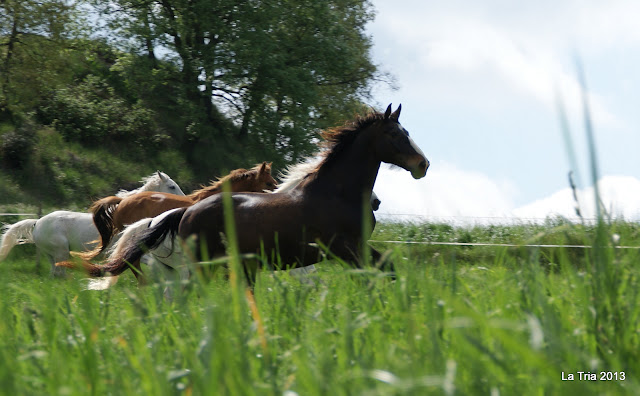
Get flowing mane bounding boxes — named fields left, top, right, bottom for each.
left=187, top=163, right=269, bottom=201
left=273, top=111, right=386, bottom=189
left=314, top=110, right=386, bottom=174
left=273, top=159, right=320, bottom=193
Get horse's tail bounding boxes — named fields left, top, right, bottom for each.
left=76, top=217, right=157, bottom=288
left=0, top=219, right=38, bottom=261
left=80, top=196, right=123, bottom=260
left=106, top=216, right=156, bottom=262
left=57, top=207, right=187, bottom=277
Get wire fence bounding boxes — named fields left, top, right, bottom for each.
left=1, top=213, right=637, bottom=249
left=376, top=212, right=603, bottom=224
left=370, top=240, right=640, bottom=249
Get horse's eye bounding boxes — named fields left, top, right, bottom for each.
left=169, top=186, right=176, bottom=189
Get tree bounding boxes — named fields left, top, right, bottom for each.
left=0, top=0, right=81, bottom=121
left=91, top=0, right=387, bottom=166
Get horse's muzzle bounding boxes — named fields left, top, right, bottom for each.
left=411, top=158, right=429, bottom=179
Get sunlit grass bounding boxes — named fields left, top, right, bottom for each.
left=0, top=218, right=638, bottom=395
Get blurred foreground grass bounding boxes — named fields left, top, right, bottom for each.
left=0, top=220, right=638, bottom=395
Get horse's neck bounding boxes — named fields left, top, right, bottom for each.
left=311, top=136, right=380, bottom=202
left=232, top=180, right=260, bottom=193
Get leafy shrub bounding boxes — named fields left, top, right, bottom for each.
left=0, top=122, right=37, bottom=169
left=37, top=75, right=168, bottom=149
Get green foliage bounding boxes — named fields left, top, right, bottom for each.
left=91, top=0, right=384, bottom=168
left=0, top=0, right=386, bottom=202
left=0, top=121, right=37, bottom=169
left=38, top=75, right=168, bottom=149
left=0, top=220, right=638, bottom=395
left=0, top=0, right=82, bottom=118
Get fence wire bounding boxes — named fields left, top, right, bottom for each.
left=370, top=240, right=639, bottom=249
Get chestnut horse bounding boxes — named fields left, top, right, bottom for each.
left=64, top=104, right=428, bottom=285
left=79, top=162, right=276, bottom=261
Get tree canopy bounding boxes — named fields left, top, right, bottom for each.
left=0, top=0, right=389, bottom=205
left=94, top=0, right=385, bottom=162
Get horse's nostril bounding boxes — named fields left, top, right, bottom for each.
left=419, top=160, right=427, bottom=169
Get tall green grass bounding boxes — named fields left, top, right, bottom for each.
left=0, top=218, right=638, bottom=395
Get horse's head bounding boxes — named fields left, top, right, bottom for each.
left=373, top=104, right=429, bottom=179
left=254, top=161, right=278, bottom=191
left=155, top=171, right=186, bottom=195
left=233, top=162, right=277, bottom=192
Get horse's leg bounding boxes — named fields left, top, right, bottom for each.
left=48, top=241, right=72, bottom=277
left=322, top=238, right=394, bottom=275
left=319, top=237, right=362, bottom=268
left=171, top=263, right=191, bottom=301
left=370, top=245, right=395, bottom=278
left=243, top=259, right=260, bottom=289
left=284, top=245, right=324, bottom=285
left=289, top=264, right=317, bottom=276
left=128, top=258, right=146, bottom=286
left=33, top=221, right=69, bottom=277
left=49, top=253, right=67, bottom=277
left=143, top=250, right=183, bottom=301
left=161, top=263, right=175, bottom=302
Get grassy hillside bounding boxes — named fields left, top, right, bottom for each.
left=0, top=119, right=196, bottom=210
left=0, top=220, right=638, bottom=395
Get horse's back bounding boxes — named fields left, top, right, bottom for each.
left=180, top=192, right=283, bottom=228
left=179, top=192, right=316, bottom=261
left=115, top=191, right=192, bottom=228
left=34, top=211, right=99, bottom=254
left=178, top=194, right=225, bottom=238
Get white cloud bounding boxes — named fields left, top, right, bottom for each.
left=370, top=0, right=633, bottom=129
left=374, top=161, right=517, bottom=223
left=375, top=164, right=640, bottom=224
left=367, top=1, right=640, bottom=225
left=513, top=175, right=640, bottom=222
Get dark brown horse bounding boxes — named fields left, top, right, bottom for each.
left=80, top=162, right=276, bottom=260
left=67, top=104, right=428, bottom=285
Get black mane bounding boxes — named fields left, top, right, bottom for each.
left=314, top=110, right=388, bottom=173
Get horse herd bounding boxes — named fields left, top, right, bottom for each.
left=0, top=104, right=429, bottom=291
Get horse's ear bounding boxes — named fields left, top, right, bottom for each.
left=156, top=170, right=167, bottom=182
left=384, top=104, right=393, bottom=119
left=259, top=161, right=271, bottom=174
left=390, top=104, right=401, bottom=121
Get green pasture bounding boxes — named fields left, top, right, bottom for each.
left=0, top=220, right=638, bottom=395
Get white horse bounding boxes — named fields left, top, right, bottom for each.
left=84, top=207, right=186, bottom=293
left=85, top=160, right=382, bottom=292
left=0, top=171, right=185, bottom=276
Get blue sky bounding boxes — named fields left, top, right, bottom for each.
left=366, top=0, right=640, bottom=222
